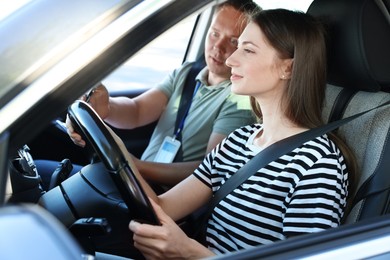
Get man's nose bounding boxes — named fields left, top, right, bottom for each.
left=213, top=37, right=227, bottom=52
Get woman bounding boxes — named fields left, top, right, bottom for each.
left=126, top=8, right=356, bottom=259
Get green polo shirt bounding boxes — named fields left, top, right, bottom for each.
left=141, top=62, right=255, bottom=162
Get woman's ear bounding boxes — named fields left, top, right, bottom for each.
left=280, top=58, right=293, bottom=79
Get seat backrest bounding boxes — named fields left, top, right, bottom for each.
left=307, top=0, right=390, bottom=224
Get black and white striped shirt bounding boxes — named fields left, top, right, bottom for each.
left=194, top=124, right=349, bottom=254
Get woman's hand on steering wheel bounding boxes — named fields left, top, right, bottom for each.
left=129, top=199, right=212, bottom=259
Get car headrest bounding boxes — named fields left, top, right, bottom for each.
left=307, top=0, right=390, bottom=92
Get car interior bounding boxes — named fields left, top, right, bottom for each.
left=1, top=0, right=390, bottom=259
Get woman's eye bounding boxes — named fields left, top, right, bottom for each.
left=244, top=48, right=254, bottom=53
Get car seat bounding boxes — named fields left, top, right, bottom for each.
left=307, top=0, right=390, bottom=224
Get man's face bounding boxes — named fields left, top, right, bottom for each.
left=205, top=6, right=246, bottom=80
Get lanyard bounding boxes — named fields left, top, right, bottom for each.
left=173, top=81, right=201, bottom=139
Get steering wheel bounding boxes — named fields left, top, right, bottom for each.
left=67, top=100, right=159, bottom=225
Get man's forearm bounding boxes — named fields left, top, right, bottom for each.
left=104, top=96, right=139, bottom=129
left=135, top=160, right=202, bottom=186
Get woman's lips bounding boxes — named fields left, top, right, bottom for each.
left=230, top=73, right=242, bottom=81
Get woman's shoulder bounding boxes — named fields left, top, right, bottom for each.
left=294, top=134, right=344, bottom=164
left=306, top=134, right=340, bottom=153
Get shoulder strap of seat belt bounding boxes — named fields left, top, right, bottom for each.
left=194, top=99, right=390, bottom=240
left=173, top=59, right=205, bottom=162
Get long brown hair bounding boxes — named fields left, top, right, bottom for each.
left=250, top=9, right=357, bottom=215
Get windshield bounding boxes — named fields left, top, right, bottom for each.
left=0, top=0, right=136, bottom=105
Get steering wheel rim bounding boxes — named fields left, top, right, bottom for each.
left=67, top=100, right=159, bottom=225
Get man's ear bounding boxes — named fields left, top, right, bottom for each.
left=280, top=58, right=293, bottom=79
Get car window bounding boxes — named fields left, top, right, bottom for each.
left=0, top=0, right=134, bottom=100
left=102, top=14, right=197, bottom=93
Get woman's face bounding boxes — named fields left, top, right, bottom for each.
left=226, top=22, right=291, bottom=100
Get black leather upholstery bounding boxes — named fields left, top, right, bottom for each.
left=308, top=0, right=390, bottom=92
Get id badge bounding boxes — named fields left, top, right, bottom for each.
left=154, top=136, right=181, bottom=163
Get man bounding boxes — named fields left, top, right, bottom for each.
left=64, top=0, right=259, bottom=189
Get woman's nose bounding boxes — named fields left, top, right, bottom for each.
left=226, top=50, right=238, bottom=68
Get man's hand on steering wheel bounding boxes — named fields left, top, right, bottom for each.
left=66, top=83, right=109, bottom=148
